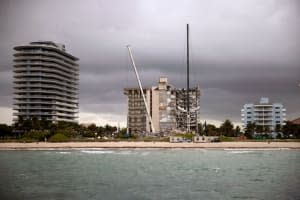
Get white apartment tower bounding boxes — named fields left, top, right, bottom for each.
left=13, top=41, right=79, bottom=123
left=241, top=97, right=286, bottom=131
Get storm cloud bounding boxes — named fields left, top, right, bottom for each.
left=0, top=0, right=299, bottom=126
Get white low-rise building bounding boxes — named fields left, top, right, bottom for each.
left=169, top=135, right=219, bottom=143
left=241, top=97, right=286, bottom=131
left=193, top=135, right=219, bottom=143
left=169, top=136, right=192, bottom=143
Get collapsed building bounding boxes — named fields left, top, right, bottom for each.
left=124, top=77, right=200, bottom=135
left=175, top=87, right=200, bottom=132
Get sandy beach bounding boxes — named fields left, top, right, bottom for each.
left=0, top=141, right=299, bottom=150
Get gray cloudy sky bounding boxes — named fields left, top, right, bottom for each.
left=0, top=0, right=299, bottom=126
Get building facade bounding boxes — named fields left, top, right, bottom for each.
left=123, top=88, right=152, bottom=134
left=175, top=87, right=200, bottom=132
left=124, top=77, right=200, bottom=134
left=151, top=77, right=177, bottom=132
left=13, top=41, right=79, bottom=123
left=241, top=97, right=286, bottom=131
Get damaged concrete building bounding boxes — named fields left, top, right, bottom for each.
left=124, top=77, right=200, bottom=135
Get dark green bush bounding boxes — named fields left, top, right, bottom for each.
left=82, top=130, right=96, bottom=137
left=49, top=133, right=69, bottom=142
left=220, top=136, right=235, bottom=142
left=22, top=130, right=50, bottom=141
left=56, top=127, right=77, bottom=138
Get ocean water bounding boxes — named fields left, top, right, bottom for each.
left=0, top=149, right=299, bottom=200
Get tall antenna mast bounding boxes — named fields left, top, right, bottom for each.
left=187, top=24, right=190, bottom=133
left=126, top=45, right=155, bottom=133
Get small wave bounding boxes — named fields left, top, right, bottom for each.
left=141, top=152, right=150, bottom=156
left=224, top=148, right=290, bottom=151
left=278, top=148, right=290, bottom=150
left=57, top=152, right=71, bottom=154
left=115, top=151, right=135, bottom=155
left=81, top=150, right=115, bottom=154
left=227, top=151, right=254, bottom=154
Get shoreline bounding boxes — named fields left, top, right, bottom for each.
left=0, top=141, right=299, bottom=150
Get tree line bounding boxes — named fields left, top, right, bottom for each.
left=198, top=120, right=241, bottom=137
left=0, top=117, right=299, bottom=141
left=198, top=119, right=300, bottom=139
left=0, top=117, right=126, bottom=141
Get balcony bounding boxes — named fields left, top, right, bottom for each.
left=13, top=105, right=78, bottom=113
left=14, top=50, right=79, bottom=66
left=14, top=89, right=77, bottom=98
left=14, top=72, right=77, bottom=83
left=14, top=66, right=78, bottom=79
left=14, top=83, right=77, bottom=94
left=56, top=112, right=78, bottom=118
left=14, top=78, right=78, bottom=88
left=55, top=118, right=78, bottom=122
left=13, top=112, right=56, bottom=116
left=14, top=95, right=78, bottom=103
left=254, top=105, right=272, bottom=108
left=13, top=100, right=78, bottom=108
left=253, top=113, right=273, bottom=116
left=13, top=78, right=77, bottom=88
left=14, top=55, right=78, bottom=70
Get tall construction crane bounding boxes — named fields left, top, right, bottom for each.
left=184, top=24, right=199, bottom=133
left=186, top=24, right=190, bottom=133
left=126, top=45, right=155, bottom=133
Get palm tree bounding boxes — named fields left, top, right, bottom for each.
left=220, top=119, right=234, bottom=137
left=275, top=124, right=281, bottom=133
left=245, top=122, right=256, bottom=139
left=235, top=126, right=241, bottom=137
left=197, top=123, right=203, bottom=135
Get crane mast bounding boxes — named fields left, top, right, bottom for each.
left=187, top=24, right=190, bottom=133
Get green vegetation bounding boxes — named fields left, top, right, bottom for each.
left=0, top=117, right=123, bottom=142
left=49, top=133, right=69, bottom=142
left=219, top=119, right=234, bottom=136
left=198, top=119, right=300, bottom=140
left=22, top=130, right=50, bottom=141
left=199, top=122, right=218, bottom=136
left=174, top=133, right=194, bottom=139
left=219, top=136, right=235, bottom=142
left=0, top=124, right=13, bottom=139
left=282, top=121, right=300, bottom=138
left=252, top=134, right=272, bottom=140
left=0, top=117, right=300, bottom=142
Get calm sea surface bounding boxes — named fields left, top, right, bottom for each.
left=0, top=149, right=299, bottom=200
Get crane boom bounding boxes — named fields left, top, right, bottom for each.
left=126, top=45, right=155, bottom=133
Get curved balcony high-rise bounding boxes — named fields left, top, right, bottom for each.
left=13, top=41, right=79, bottom=123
